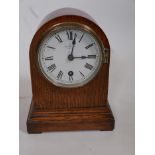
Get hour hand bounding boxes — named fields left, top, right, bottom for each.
left=73, top=55, right=96, bottom=59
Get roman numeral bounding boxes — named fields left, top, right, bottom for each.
left=66, top=30, right=73, bottom=40
left=48, top=64, right=56, bottom=72
left=45, top=56, right=53, bottom=60
left=57, top=70, right=63, bottom=80
left=79, top=33, right=84, bottom=43
left=85, top=43, right=95, bottom=49
left=55, top=34, right=63, bottom=43
left=46, top=46, right=56, bottom=49
left=69, top=76, right=73, bottom=81
left=84, top=63, right=93, bottom=70
left=88, top=55, right=96, bottom=59
left=79, top=71, right=85, bottom=78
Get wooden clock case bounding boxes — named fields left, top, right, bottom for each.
left=27, top=14, right=115, bottom=133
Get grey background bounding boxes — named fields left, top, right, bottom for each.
left=19, top=0, right=135, bottom=155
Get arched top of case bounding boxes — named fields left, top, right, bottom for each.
left=29, top=12, right=111, bottom=112
left=30, top=14, right=110, bottom=63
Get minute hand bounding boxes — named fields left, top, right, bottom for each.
left=70, top=33, right=77, bottom=55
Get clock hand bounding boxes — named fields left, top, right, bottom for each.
left=73, top=55, right=97, bottom=59
left=73, top=56, right=87, bottom=59
left=70, top=33, right=77, bottom=55
left=68, top=33, right=77, bottom=61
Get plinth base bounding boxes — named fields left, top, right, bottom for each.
left=27, top=101, right=114, bottom=133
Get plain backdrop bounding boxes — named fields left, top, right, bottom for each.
left=19, top=0, right=135, bottom=155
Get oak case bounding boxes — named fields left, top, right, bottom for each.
left=27, top=15, right=115, bottom=133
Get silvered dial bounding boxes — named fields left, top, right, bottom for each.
left=38, top=26, right=103, bottom=87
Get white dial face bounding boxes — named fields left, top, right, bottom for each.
left=38, top=26, right=103, bottom=87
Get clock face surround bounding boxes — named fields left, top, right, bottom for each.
left=38, top=24, right=104, bottom=88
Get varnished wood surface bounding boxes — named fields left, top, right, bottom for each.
left=27, top=100, right=114, bottom=133
left=27, top=15, right=114, bottom=133
left=29, top=15, right=110, bottom=109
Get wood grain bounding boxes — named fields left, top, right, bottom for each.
left=27, top=101, right=114, bottom=133
left=27, top=15, right=114, bottom=133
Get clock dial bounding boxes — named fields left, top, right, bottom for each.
left=38, top=26, right=103, bottom=87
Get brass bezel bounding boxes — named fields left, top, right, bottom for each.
left=37, top=22, right=106, bottom=88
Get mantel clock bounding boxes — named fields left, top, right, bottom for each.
left=27, top=9, right=115, bottom=133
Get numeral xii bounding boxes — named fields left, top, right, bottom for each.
left=66, top=31, right=73, bottom=40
